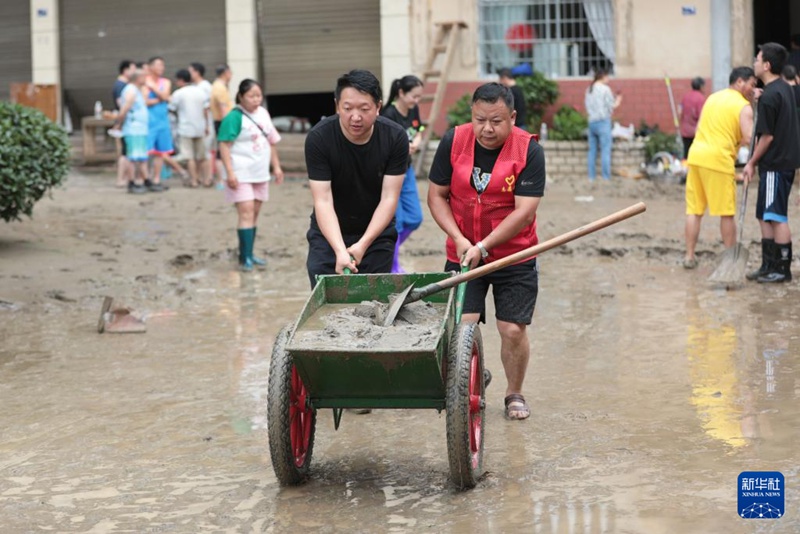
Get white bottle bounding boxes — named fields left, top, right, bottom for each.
left=539, top=122, right=548, bottom=142
left=94, top=101, right=103, bottom=119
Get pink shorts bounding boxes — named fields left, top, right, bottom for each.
left=224, top=181, right=269, bottom=204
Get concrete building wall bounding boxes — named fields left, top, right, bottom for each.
left=407, top=0, right=754, bottom=136
left=615, top=0, right=712, bottom=79
left=409, top=0, right=479, bottom=82
left=381, top=0, right=413, bottom=87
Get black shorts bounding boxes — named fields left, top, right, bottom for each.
left=306, top=224, right=397, bottom=288
left=214, top=120, right=222, bottom=158
left=120, top=137, right=127, bottom=157
left=756, top=169, right=795, bottom=223
left=444, top=258, right=538, bottom=325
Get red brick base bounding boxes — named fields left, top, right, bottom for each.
left=420, top=78, right=707, bottom=137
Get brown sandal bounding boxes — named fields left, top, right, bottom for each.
left=504, top=394, right=530, bottom=420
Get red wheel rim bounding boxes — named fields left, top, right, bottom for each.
left=467, top=343, right=483, bottom=469
left=289, top=366, right=312, bottom=467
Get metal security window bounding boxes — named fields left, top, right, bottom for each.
left=478, top=0, right=615, bottom=78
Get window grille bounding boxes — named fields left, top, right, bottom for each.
left=478, top=0, right=615, bottom=78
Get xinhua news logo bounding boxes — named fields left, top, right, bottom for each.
left=738, top=471, right=784, bottom=519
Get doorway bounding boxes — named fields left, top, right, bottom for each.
left=752, top=0, right=795, bottom=53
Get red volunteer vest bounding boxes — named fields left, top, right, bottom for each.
left=446, top=124, right=538, bottom=263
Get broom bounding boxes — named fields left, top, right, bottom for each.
left=708, top=107, right=757, bottom=287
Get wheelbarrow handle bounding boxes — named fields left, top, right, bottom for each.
left=409, top=202, right=647, bottom=303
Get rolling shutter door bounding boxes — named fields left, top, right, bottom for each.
left=259, top=0, right=381, bottom=95
left=0, top=2, right=32, bottom=100
left=60, top=0, right=226, bottom=123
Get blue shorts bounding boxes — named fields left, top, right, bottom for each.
left=124, top=135, right=149, bottom=162
left=395, top=166, right=423, bottom=233
left=147, top=127, right=174, bottom=155
left=756, top=169, right=794, bottom=223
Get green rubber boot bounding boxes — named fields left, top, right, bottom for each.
left=252, top=227, right=267, bottom=268
left=237, top=228, right=255, bottom=272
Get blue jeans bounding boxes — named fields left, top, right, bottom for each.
left=588, top=118, right=612, bottom=180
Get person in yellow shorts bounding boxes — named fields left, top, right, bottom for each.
left=683, top=67, right=756, bottom=269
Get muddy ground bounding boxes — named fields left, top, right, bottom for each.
left=1, top=165, right=798, bottom=533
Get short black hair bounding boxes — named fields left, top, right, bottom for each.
left=782, top=64, right=798, bottom=80
left=758, top=42, right=789, bottom=75
left=729, top=66, right=755, bottom=85
left=334, top=69, right=382, bottom=106
left=471, top=82, right=514, bottom=112
left=497, top=68, right=514, bottom=79
left=691, top=77, right=705, bottom=90
left=118, top=60, right=134, bottom=74
left=175, top=69, right=191, bottom=83
left=215, top=63, right=230, bottom=77
left=147, top=56, right=164, bottom=65
left=189, top=62, right=205, bottom=77
left=135, top=61, right=145, bottom=69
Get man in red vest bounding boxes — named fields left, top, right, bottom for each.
left=428, top=82, right=545, bottom=421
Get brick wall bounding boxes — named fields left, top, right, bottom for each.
left=547, top=78, right=708, bottom=135
left=422, top=78, right=706, bottom=138
left=419, top=139, right=646, bottom=180
left=540, top=139, right=646, bottom=180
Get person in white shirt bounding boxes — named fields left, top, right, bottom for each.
left=170, top=69, right=210, bottom=187
left=217, top=79, right=284, bottom=272
left=584, top=68, right=622, bottom=181
left=189, top=62, right=214, bottom=185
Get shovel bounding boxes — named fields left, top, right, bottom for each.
left=708, top=106, right=757, bottom=288
left=383, top=202, right=647, bottom=326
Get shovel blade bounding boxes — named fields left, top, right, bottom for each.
left=708, top=244, right=750, bottom=287
left=382, top=284, right=415, bottom=327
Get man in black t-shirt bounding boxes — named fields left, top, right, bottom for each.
left=498, top=68, right=527, bottom=129
left=304, top=70, right=408, bottom=287
left=743, top=43, right=800, bottom=283
left=428, top=82, right=545, bottom=421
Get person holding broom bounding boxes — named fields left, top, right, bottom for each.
left=743, top=43, right=800, bottom=283
left=682, top=67, right=756, bottom=270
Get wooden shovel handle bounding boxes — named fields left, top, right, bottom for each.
left=413, top=202, right=646, bottom=300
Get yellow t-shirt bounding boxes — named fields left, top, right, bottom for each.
left=686, top=88, right=750, bottom=175
left=210, top=79, right=233, bottom=122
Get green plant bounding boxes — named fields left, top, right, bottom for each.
left=643, top=128, right=682, bottom=160
left=446, top=93, right=473, bottom=130
left=445, top=71, right=560, bottom=132
left=516, top=72, right=560, bottom=131
left=549, top=105, right=588, bottom=141
left=0, top=102, right=70, bottom=222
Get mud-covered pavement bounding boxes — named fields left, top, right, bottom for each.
left=1, top=168, right=799, bottom=533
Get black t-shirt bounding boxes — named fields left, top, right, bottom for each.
left=381, top=103, right=422, bottom=167
left=305, top=115, right=409, bottom=235
left=381, top=104, right=422, bottom=141
left=509, top=85, right=527, bottom=128
left=428, top=128, right=545, bottom=197
left=756, top=79, right=800, bottom=171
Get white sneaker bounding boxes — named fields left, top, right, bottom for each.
left=107, top=128, right=123, bottom=139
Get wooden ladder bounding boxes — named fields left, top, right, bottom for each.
left=413, top=20, right=468, bottom=176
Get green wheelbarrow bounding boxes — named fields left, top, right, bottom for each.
left=266, top=204, right=648, bottom=489
left=267, top=270, right=486, bottom=490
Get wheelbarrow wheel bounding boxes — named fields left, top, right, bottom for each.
left=445, top=322, right=485, bottom=489
left=268, top=324, right=316, bottom=485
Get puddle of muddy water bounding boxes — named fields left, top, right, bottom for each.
left=1, top=261, right=799, bottom=533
